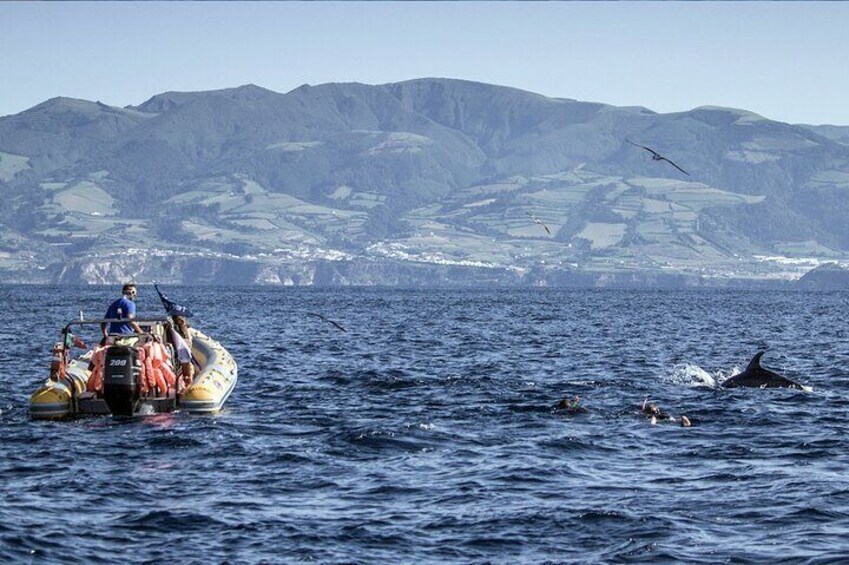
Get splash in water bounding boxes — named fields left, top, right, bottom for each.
left=666, top=363, right=725, bottom=387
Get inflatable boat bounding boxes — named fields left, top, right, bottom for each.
left=29, top=317, right=237, bottom=419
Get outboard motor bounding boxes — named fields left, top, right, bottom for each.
left=102, top=346, right=141, bottom=416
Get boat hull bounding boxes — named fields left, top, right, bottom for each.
left=179, top=329, right=238, bottom=414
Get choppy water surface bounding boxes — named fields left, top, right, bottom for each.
left=2, top=286, right=849, bottom=563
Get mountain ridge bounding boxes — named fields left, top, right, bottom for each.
left=1, top=78, right=848, bottom=285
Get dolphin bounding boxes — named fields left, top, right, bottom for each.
left=721, top=351, right=804, bottom=389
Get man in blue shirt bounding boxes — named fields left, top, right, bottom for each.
left=101, top=283, right=143, bottom=337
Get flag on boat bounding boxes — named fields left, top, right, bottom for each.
left=64, top=333, right=88, bottom=349
left=154, top=282, right=193, bottom=318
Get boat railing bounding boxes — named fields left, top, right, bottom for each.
left=62, top=317, right=172, bottom=335
left=57, top=317, right=175, bottom=360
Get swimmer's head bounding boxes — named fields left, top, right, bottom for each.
left=643, top=403, right=660, bottom=415
left=557, top=395, right=584, bottom=412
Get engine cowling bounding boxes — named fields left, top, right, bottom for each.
left=102, top=346, right=141, bottom=416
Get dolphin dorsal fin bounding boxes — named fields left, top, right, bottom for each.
left=746, top=351, right=766, bottom=372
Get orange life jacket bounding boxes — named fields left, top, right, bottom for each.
left=137, top=346, right=152, bottom=396
left=86, top=346, right=108, bottom=393
left=49, top=343, right=66, bottom=381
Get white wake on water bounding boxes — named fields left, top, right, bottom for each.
left=664, top=363, right=741, bottom=388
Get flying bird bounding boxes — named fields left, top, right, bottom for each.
left=307, top=312, right=347, bottom=333
left=625, top=139, right=690, bottom=176
left=525, top=212, right=552, bottom=235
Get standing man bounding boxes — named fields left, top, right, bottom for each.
left=101, top=282, right=143, bottom=337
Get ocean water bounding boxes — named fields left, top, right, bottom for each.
left=2, top=285, right=849, bottom=563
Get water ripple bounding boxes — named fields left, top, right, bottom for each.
left=2, top=287, right=849, bottom=562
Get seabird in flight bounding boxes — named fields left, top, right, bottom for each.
left=525, top=212, right=552, bottom=235
left=307, top=312, right=347, bottom=333
left=625, top=139, right=690, bottom=176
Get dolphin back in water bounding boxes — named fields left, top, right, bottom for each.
left=721, top=351, right=805, bottom=389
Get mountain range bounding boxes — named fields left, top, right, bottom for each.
left=1, top=78, right=848, bottom=286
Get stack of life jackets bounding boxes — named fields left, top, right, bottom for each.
left=86, top=340, right=177, bottom=396
left=138, top=340, right=177, bottom=395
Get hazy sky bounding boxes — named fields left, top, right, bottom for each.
left=2, top=2, right=848, bottom=125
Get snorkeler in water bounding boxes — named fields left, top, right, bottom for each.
left=556, top=395, right=588, bottom=414
left=641, top=396, right=691, bottom=427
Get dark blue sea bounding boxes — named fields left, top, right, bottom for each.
left=2, top=286, right=849, bottom=563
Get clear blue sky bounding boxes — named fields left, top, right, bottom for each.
left=2, top=2, right=848, bottom=125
